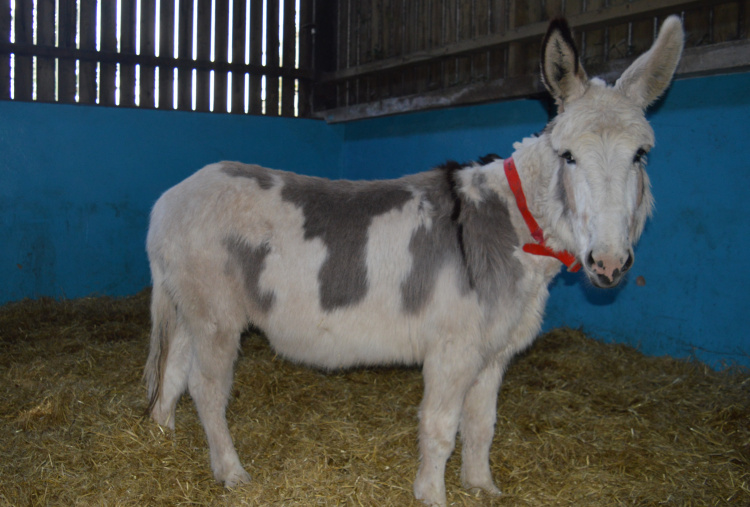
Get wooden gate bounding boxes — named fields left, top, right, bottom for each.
left=0, top=0, right=313, bottom=117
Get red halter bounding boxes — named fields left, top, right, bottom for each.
left=503, top=157, right=581, bottom=272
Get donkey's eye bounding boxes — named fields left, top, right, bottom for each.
left=560, top=151, right=576, bottom=165
left=633, top=148, right=649, bottom=165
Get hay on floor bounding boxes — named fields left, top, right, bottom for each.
left=0, top=291, right=748, bottom=506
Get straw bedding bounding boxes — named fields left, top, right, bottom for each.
left=1, top=290, right=747, bottom=506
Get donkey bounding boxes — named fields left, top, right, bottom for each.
left=144, top=16, right=684, bottom=506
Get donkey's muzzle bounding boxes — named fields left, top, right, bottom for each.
left=585, top=249, right=634, bottom=288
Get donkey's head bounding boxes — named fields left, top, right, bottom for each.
left=540, top=16, right=683, bottom=288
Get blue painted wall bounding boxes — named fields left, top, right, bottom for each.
left=1, top=72, right=748, bottom=367
left=0, top=102, right=343, bottom=303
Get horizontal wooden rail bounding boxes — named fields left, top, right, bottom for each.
left=0, top=43, right=314, bottom=82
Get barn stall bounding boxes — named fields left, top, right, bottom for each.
left=1, top=0, right=749, bottom=505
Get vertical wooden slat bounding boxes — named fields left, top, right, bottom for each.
left=195, top=0, right=211, bottom=112
left=298, top=0, right=313, bottom=116
left=630, top=17, right=654, bottom=58
left=177, top=0, right=194, bottom=110
left=335, top=0, right=349, bottom=107
left=608, top=20, right=631, bottom=60
left=249, top=0, right=263, bottom=114
left=370, top=0, right=383, bottom=102
left=36, top=0, right=55, bottom=102
left=58, top=0, right=77, bottom=103
left=79, top=0, right=98, bottom=105
left=100, top=0, right=118, bottom=106
left=0, top=0, right=10, bottom=100
left=386, top=0, right=404, bottom=99
left=120, top=0, right=137, bottom=107
left=13, top=0, right=33, bottom=101
left=714, top=2, right=740, bottom=43
left=473, top=0, right=490, bottom=82
left=456, top=0, right=472, bottom=86
left=214, top=0, right=230, bottom=113
left=281, top=0, right=296, bottom=116
left=364, top=0, right=372, bottom=101
left=140, top=0, right=157, bottom=109
left=265, top=0, right=280, bottom=115
left=442, top=0, right=456, bottom=86
left=487, top=0, right=506, bottom=80
left=158, top=0, right=175, bottom=109
left=507, top=0, right=540, bottom=78
left=683, top=6, right=712, bottom=49
left=583, top=0, right=605, bottom=67
left=231, top=0, right=247, bottom=113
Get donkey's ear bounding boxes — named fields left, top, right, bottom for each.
left=541, top=18, right=588, bottom=108
left=615, top=15, right=684, bottom=109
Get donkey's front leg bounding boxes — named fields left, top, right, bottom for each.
left=414, top=349, right=483, bottom=507
left=459, top=355, right=509, bottom=496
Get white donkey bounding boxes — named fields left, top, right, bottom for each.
left=145, top=16, right=683, bottom=506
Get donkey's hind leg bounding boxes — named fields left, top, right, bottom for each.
left=150, top=321, right=192, bottom=429
left=187, top=321, right=250, bottom=487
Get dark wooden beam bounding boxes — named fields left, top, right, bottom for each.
left=318, top=0, right=726, bottom=84
left=317, top=40, right=750, bottom=123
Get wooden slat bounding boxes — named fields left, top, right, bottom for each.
left=36, top=0, right=55, bottom=102
left=158, top=0, right=175, bottom=109
left=120, top=0, right=137, bottom=107
left=0, top=0, right=10, bottom=100
left=266, top=0, right=280, bottom=115
left=100, top=1, right=118, bottom=106
left=487, top=0, right=506, bottom=81
left=79, top=0, right=98, bottom=104
left=177, top=0, right=194, bottom=110
left=298, top=0, right=313, bottom=116
left=713, top=2, right=740, bottom=43
left=140, top=0, right=157, bottom=109
left=684, top=5, right=714, bottom=47
left=249, top=0, right=263, bottom=114
left=231, top=0, right=247, bottom=113
left=335, top=0, right=350, bottom=107
left=13, top=0, right=32, bottom=101
left=281, top=0, right=297, bottom=116
left=442, top=0, right=457, bottom=86
left=473, top=0, right=491, bottom=82
left=214, top=0, right=230, bottom=113
left=456, top=0, right=473, bottom=85
left=630, top=17, right=656, bottom=59
left=58, top=0, right=77, bottom=103
left=195, top=0, right=211, bottom=112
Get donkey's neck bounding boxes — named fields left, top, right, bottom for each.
left=507, top=134, right=575, bottom=255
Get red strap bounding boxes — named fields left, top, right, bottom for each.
left=504, top=157, right=581, bottom=272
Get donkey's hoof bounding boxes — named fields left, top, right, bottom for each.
left=223, top=467, right=251, bottom=489
left=465, top=481, right=502, bottom=498
left=414, top=481, right=447, bottom=507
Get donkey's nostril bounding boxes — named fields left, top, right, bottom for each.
left=586, top=251, right=596, bottom=268
left=622, top=253, right=634, bottom=272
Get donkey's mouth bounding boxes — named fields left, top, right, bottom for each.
left=586, top=270, right=625, bottom=289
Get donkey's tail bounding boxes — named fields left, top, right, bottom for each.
left=144, top=278, right=177, bottom=416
